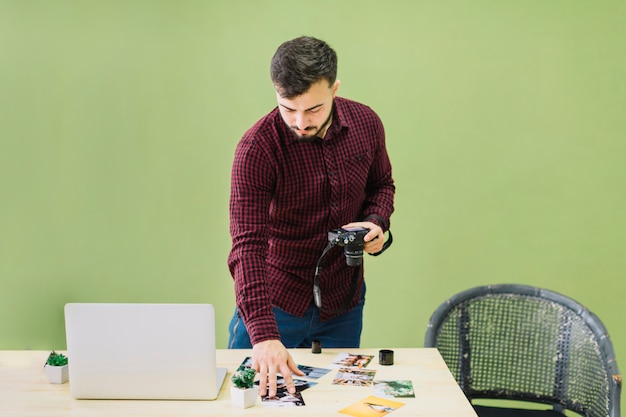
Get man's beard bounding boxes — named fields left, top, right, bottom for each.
left=293, top=110, right=333, bottom=142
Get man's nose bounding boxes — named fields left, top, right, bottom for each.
left=294, top=112, right=308, bottom=129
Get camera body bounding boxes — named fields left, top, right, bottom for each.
left=328, top=227, right=369, bottom=266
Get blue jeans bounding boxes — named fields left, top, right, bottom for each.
left=228, top=285, right=365, bottom=349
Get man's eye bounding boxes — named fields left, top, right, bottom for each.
left=309, top=108, right=321, bottom=113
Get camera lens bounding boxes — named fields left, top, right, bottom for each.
left=328, top=227, right=369, bottom=267
left=344, top=249, right=363, bottom=266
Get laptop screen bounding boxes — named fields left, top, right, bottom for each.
left=64, top=303, right=226, bottom=400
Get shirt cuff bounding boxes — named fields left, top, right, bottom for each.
left=362, top=214, right=387, bottom=231
left=246, top=316, right=281, bottom=346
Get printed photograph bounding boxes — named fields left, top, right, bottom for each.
left=332, top=368, right=377, bottom=387
left=339, top=395, right=405, bottom=417
left=330, top=352, right=374, bottom=368
left=372, top=380, right=415, bottom=398
left=237, top=356, right=253, bottom=371
left=261, top=390, right=306, bottom=407
left=297, top=364, right=332, bottom=379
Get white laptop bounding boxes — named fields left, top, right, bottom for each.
left=64, top=303, right=227, bottom=400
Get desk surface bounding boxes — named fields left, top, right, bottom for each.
left=0, top=348, right=476, bottom=417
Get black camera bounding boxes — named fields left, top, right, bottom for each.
left=328, top=227, right=369, bottom=266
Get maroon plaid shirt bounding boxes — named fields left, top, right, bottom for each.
left=228, top=97, right=395, bottom=345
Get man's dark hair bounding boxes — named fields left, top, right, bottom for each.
left=270, top=36, right=338, bottom=98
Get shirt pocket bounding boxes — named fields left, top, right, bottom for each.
left=343, top=152, right=372, bottom=199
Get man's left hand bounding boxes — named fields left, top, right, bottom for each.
left=341, top=221, right=384, bottom=254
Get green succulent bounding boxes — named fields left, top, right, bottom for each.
left=231, top=367, right=256, bottom=389
left=46, top=351, right=68, bottom=367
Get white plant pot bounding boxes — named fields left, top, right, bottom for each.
left=230, top=385, right=258, bottom=408
left=44, top=364, right=69, bottom=384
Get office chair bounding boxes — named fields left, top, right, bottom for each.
left=424, top=284, right=621, bottom=417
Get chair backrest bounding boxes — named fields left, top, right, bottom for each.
left=424, top=284, right=621, bottom=417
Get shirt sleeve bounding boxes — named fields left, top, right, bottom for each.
left=360, top=115, right=395, bottom=231
left=228, top=137, right=281, bottom=345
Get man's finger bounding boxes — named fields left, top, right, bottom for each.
left=283, top=356, right=305, bottom=394
left=268, top=364, right=278, bottom=397
left=282, top=371, right=297, bottom=394
left=258, top=366, right=268, bottom=397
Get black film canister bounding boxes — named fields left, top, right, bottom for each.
left=312, top=340, right=322, bottom=354
left=379, top=349, right=394, bottom=365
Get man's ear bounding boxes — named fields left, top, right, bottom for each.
left=332, top=80, right=341, bottom=96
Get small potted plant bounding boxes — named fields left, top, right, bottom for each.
left=44, top=351, right=69, bottom=384
left=230, top=367, right=258, bottom=408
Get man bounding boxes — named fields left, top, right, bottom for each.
left=228, top=36, right=395, bottom=397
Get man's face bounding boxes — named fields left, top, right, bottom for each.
left=276, top=79, right=339, bottom=141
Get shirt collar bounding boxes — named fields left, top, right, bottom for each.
left=322, top=98, right=350, bottom=141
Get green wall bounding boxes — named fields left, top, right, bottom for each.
left=1, top=0, right=624, bottom=399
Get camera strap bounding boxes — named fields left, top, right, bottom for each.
left=313, top=241, right=361, bottom=315
left=313, top=241, right=336, bottom=310
left=313, top=229, right=393, bottom=314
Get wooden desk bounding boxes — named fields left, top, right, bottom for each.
left=0, top=348, right=477, bottom=416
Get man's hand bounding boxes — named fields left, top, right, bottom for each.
left=251, top=339, right=304, bottom=398
left=342, top=221, right=384, bottom=254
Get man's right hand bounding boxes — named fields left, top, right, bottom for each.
left=251, top=339, right=304, bottom=397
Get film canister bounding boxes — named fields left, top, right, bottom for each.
left=379, top=349, right=394, bottom=366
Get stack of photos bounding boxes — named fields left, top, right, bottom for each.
left=236, top=353, right=411, bottom=414
left=331, top=352, right=376, bottom=387
left=237, top=356, right=328, bottom=408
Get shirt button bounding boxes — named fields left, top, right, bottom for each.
left=331, top=202, right=338, bottom=207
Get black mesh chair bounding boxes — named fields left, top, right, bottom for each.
left=424, top=284, right=621, bottom=417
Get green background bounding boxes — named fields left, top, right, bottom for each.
left=1, top=0, right=624, bottom=403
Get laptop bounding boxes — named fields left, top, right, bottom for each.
left=64, top=303, right=227, bottom=400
